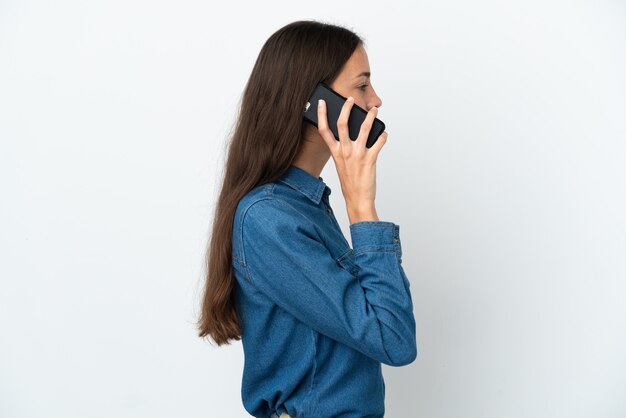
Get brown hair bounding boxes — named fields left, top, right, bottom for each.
left=197, top=20, right=365, bottom=345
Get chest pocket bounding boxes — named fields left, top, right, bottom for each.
left=335, top=248, right=360, bottom=276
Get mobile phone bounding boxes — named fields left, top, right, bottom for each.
left=303, top=82, right=385, bottom=149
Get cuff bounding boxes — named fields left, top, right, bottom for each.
left=349, top=221, right=401, bottom=250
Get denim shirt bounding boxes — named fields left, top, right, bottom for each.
left=231, top=164, right=418, bottom=418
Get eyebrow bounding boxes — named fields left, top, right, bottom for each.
left=354, top=71, right=371, bottom=80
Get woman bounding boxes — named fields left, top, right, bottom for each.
left=197, top=20, right=418, bottom=418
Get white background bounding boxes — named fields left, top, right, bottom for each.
left=1, top=1, right=625, bottom=417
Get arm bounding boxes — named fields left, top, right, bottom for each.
left=240, top=198, right=417, bottom=366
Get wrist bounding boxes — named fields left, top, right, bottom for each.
left=347, top=205, right=379, bottom=224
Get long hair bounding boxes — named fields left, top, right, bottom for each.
left=197, top=20, right=364, bottom=345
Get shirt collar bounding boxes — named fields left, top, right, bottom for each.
left=278, top=164, right=332, bottom=205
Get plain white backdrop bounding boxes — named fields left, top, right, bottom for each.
left=1, top=1, right=625, bottom=417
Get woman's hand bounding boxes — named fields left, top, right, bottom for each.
left=317, top=97, right=388, bottom=223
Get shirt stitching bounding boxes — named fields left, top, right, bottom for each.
left=307, top=329, right=319, bottom=416
left=240, top=192, right=326, bottom=283
left=277, top=177, right=325, bottom=205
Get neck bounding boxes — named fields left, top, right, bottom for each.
left=292, top=126, right=332, bottom=178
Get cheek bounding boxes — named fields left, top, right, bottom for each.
left=353, top=92, right=366, bottom=107
left=355, top=95, right=368, bottom=109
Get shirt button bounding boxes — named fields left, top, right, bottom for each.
left=326, top=207, right=332, bottom=213
left=393, top=237, right=400, bottom=243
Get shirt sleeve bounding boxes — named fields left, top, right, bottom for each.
left=240, top=197, right=417, bottom=367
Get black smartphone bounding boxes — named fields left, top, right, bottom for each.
left=303, top=82, right=385, bottom=149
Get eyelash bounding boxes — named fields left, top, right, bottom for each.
left=358, top=84, right=369, bottom=91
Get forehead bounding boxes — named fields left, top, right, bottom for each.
left=340, top=46, right=370, bottom=78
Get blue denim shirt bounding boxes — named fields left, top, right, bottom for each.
left=231, top=164, right=418, bottom=418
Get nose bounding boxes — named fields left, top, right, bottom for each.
left=371, top=89, right=383, bottom=110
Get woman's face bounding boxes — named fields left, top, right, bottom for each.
left=298, top=44, right=384, bottom=160
left=330, top=44, right=383, bottom=112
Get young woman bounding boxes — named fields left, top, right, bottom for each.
left=197, top=20, right=418, bottom=418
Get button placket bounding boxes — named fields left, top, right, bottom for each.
left=322, top=191, right=333, bottom=215
left=322, top=195, right=342, bottom=233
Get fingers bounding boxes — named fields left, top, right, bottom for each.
left=368, top=130, right=388, bottom=159
left=316, top=99, right=338, bottom=151
left=337, top=96, right=355, bottom=147
left=317, top=96, right=387, bottom=159
left=355, top=105, right=379, bottom=148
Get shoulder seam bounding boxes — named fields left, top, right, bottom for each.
left=238, top=195, right=320, bottom=276
left=232, top=183, right=275, bottom=266
left=235, top=197, right=274, bottom=269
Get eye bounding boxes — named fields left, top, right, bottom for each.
left=358, top=84, right=369, bottom=91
